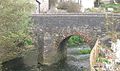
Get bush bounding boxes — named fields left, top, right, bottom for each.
left=57, top=1, right=81, bottom=13
left=67, top=35, right=85, bottom=46
left=0, top=0, right=34, bottom=62
left=101, top=3, right=120, bottom=13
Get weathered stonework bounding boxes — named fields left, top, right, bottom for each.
left=32, top=13, right=120, bottom=65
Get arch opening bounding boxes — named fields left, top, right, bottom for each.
left=57, top=35, right=93, bottom=70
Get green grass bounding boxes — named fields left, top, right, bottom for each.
left=79, top=49, right=91, bottom=54
left=96, top=57, right=111, bottom=64
left=101, top=3, right=120, bottom=13
left=102, top=3, right=120, bottom=8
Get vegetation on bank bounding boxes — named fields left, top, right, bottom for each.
left=79, top=49, right=91, bottom=54
left=67, top=35, right=91, bottom=54
left=0, top=0, right=35, bottom=63
left=67, top=35, right=85, bottom=47
left=91, top=11, right=120, bottom=71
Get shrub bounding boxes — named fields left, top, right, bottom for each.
left=0, top=0, right=34, bottom=62
left=57, top=1, right=81, bottom=13
left=101, top=3, right=120, bottom=13
left=67, top=35, right=85, bottom=47
left=67, top=2, right=81, bottom=13
left=57, top=2, right=68, bottom=10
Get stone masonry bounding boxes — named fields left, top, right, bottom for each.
left=32, top=13, right=120, bottom=65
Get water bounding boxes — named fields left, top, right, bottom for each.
left=1, top=44, right=91, bottom=71
left=66, top=44, right=91, bottom=71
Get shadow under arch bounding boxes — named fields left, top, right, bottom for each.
left=57, top=36, right=71, bottom=65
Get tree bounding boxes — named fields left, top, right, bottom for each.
left=0, top=0, right=34, bottom=62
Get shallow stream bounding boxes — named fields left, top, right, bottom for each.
left=1, top=44, right=91, bottom=71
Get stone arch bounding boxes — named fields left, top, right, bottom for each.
left=56, top=31, right=96, bottom=64
left=57, top=31, right=96, bottom=49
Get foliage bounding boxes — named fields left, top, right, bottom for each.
left=101, top=3, right=120, bottom=13
left=79, top=49, right=91, bottom=54
left=96, top=58, right=111, bottom=64
left=101, top=3, right=120, bottom=8
left=87, top=3, right=120, bottom=13
left=67, top=35, right=85, bottom=46
left=57, top=1, right=81, bottom=13
left=0, top=0, right=35, bottom=62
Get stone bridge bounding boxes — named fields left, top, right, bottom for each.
left=32, top=13, right=120, bottom=65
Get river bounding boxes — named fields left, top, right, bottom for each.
left=1, top=44, right=91, bottom=71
